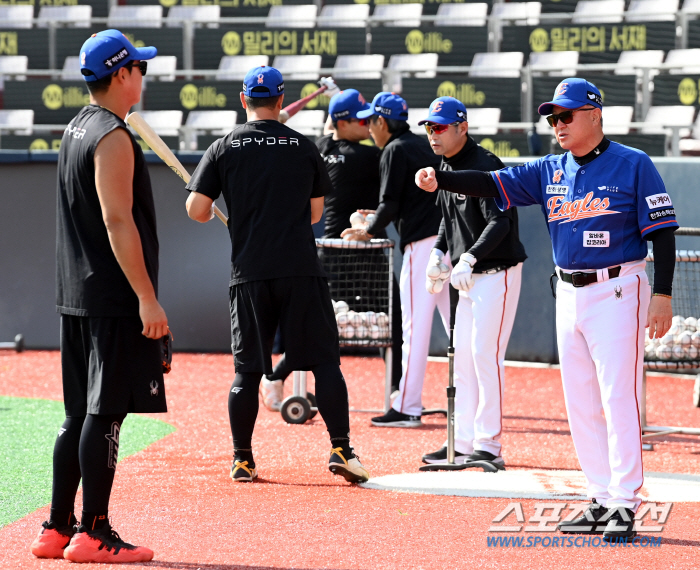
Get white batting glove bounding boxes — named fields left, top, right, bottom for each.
left=451, top=253, right=476, bottom=292
left=319, top=77, right=340, bottom=98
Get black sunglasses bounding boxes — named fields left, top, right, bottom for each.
left=124, top=60, right=148, bottom=77
left=546, top=107, right=595, bottom=127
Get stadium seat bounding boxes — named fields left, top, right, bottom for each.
left=284, top=109, right=325, bottom=137
left=267, top=5, right=318, bottom=28
left=536, top=115, right=552, bottom=135
left=146, top=56, right=177, bottom=82
left=135, top=111, right=183, bottom=137
left=185, top=110, right=237, bottom=135
left=407, top=108, right=430, bottom=134
left=272, top=55, right=322, bottom=80
left=469, top=52, right=524, bottom=78
left=333, top=55, right=385, bottom=79
left=0, top=6, right=34, bottom=29
left=624, top=0, right=679, bottom=22
left=108, top=6, right=164, bottom=28
left=681, top=0, right=700, bottom=13
left=572, top=0, right=625, bottom=24
left=679, top=113, right=700, bottom=153
left=166, top=6, right=220, bottom=28
left=37, top=6, right=92, bottom=28
left=373, top=4, right=423, bottom=27
left=601, top=106, right=634, bottom=135
left=318, top=5, right=370, bottom=28
left=465, top=107, right=501, bottom=135
left=491, top=2, right=541, bottom=26
left=642, top=106, right=696, bottom=135
left=529, top=51, right=579, bottom=76
left=435, top=3, right=489, bottom=27
left=386, top=53, right=438, bottom=91
left=0, top=56, right=28, bottom=90
left=60, top=56, right=82, bottom=81
left=0, top=109, right=34, bottom=136
left=216, top=56, right=270, bottom=81
left=664, top=49, right=700, bottom=75
left=615, top=50, right=665, bottom=75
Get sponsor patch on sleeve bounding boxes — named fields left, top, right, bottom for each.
left=649, top=208, right=675, bottom=221
left=645, top=193, right=673, bottom=209
left=583, top=231, right=609, bottom=247
left=546, top=185, right=568, bottom=195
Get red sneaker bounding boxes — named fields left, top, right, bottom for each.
left=63, top=524, right=154, bottom=563
left=30, top=521, right=75, bottom=559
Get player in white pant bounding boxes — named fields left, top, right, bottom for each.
left=393, top=236, right=451, bottom=419
left=416, top=79, right=677, bottom=540
left=416, top=98, right=527, bottom=465
left=340, top=92, right=448, bottom=428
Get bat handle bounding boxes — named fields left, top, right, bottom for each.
left=213, top=205, right=228, bottom=225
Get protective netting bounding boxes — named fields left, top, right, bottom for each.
left=316, top=238, right=394, bottom=348
left=645, top=230, right=700, bottom=369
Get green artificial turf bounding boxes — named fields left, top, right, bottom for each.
left=0, top=396, right=175, bottom=529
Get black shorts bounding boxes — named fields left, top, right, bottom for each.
left=60, top=315, right=167, bottom=416
left=229, top=276, right=340, bottom=374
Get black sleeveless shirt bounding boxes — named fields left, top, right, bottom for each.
left=56, top=105, right=159, bottom=317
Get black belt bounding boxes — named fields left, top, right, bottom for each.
left=558, top=266, right=621, bottom=288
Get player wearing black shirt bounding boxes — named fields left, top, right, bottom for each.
left=186, top=66, right=369, bottom=484
left=261, top=89, right=403, bottom=408
left=417, top=98, right=526, bottom=468
left=31, top=31, right=163, bottom=564
left=342, top=93, right=451, bottom=429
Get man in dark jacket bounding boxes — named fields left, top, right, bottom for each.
left=418, top=97, right=527, bottom=468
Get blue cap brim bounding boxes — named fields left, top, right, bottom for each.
left=356, top=108, right=375, bottom=119
left=538, top=98, right=584, bottom=116
left=418, top=113, right=462, bottom=126
left=133, top=46, right=158, bottom=61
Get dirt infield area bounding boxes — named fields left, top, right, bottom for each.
left=1, top=350, right=700, bottom=569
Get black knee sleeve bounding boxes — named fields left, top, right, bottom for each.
left=50, top=415, right=85, bottom=527
left=228, top=372, right=262, bottom=452
left=311, top=362, right=351, bottom=441
left=266, top=354, right=292, bottom=382
left=78, top=413, right=126, bottom=528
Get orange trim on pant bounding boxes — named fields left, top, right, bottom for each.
left=494, top=269, right=508, bottom=440
left=632, top=275, right=645, bottom=499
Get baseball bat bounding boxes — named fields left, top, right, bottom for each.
left=125, top=112, right=228, bottom=226
left=279, top=85, right=329, bottom=123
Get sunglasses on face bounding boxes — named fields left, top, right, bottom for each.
left=546, top=107, right=595, bottom=127
left=350, top=118, right=368, bottom=126
left=423, top=122, right=460, bottom=136
left=125, top=61, right=148, bottom=76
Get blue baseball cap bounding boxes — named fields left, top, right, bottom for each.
left=538, top=78, right=603, bottom=116
left=79, top=29, right=157, bottom=82
left=356, top=92, right=408, bottom=121
left=242, top=66, right=285, bottom=98
left=418, top=96, right=467, bottom=125
left=329, top=89, right=370, bottom=122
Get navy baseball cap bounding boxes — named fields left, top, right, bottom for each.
left=242, top=66, right=285, bottom=98
left=329, top=89, right=370, bottom=122
left=538, top=78, right=603, bottom=116
left=79, top=29, right=157, bottom=82
left=356, top=92, right=408, bottom=121
left=418, top=96, right=467, bottom=125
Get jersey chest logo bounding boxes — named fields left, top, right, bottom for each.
left=547, top=192, right=620, bottom=224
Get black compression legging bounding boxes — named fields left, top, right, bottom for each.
left=50, top=413, right=126, bottom=530
left=229, top=362, right=351, bottom=452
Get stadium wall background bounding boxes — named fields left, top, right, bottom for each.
left=2, top=153, right=699, bottom=363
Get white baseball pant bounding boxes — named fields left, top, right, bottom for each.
left=451, top=263, right=523, bottom=457
left=556, top=260, right=650, bottom=511
left=393, top=236, right=451, bottom=417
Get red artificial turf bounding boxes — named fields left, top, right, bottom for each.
left=1, top=350, right=699, bottom=569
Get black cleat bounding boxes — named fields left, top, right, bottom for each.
left=421, top=446, right=469, bottom=464
left=603, top=507, right=637, bottom=540
left=371, top=408, right=421, bottom=428
left=558, top=499, right=609, bottom=534
left=328, top=446, right=369, bottom=483
left=464, top=450, right=505, bottom=468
